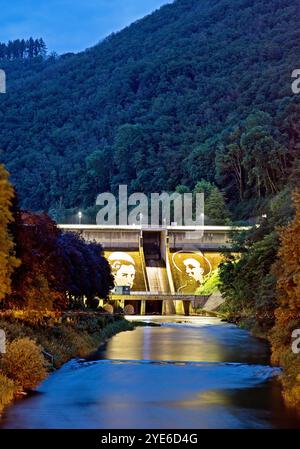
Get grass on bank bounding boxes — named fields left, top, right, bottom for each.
left=0, top=311, right=134, bottom=414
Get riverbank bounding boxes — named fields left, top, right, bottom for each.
left=222, top=311, right=300, bottom=413
left=0, top=311, right=135, bottom=415
left=3, top=316, right=297, bottom=429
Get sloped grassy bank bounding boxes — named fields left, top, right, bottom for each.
left=0, top=311, right=135, bottom=415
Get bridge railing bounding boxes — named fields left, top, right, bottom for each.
left=113, top=291, right=200, bottom=296
left=110, top=292, right=209, bottom=301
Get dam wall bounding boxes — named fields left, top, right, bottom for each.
left=59, top=225, right=246, bottom=315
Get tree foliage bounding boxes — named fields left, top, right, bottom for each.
left=58, top=232, right=113, bottom=308
left=0, top=165, right=20, bottom=302
left=0, top=180, right=114, bottom=310
left=0, top=338, right=47, bottom=390
left=269, top=190, right=300, bottom=407
left=10, top=212, right=114, bottom=310
left=219, top=232, right=279, bottom=330
left=9, top=212, right=66, bottom=309
left=0, top=38, right=47, bottom=60
left=0, top=0, right=299, bottom=219
left=192, top=180, right=230, bottom=224
left=273, top=190, right=300, bottom=311
left=219, top=187, right=296, bottom=331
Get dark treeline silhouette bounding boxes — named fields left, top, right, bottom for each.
left=0, top=38, right=47, bottom=60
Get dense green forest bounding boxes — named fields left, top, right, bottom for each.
left=0, top=0, right=299, bottom=222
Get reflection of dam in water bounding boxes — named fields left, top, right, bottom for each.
left=59, top=225, right=245, bottom=315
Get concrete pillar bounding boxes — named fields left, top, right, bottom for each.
left=175, top=300, right=185, bottom=315
left=162, top=300, right=167, bottom=315
left=163, top=299, right=176, bottom=315
left=140, top=300, right=146, bottom=315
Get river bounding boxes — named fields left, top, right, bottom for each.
left=2, top=316, right=300, bottom=429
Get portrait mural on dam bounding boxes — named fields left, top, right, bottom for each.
left=105, top=251, right=146, bottom=291
left=171, top=251, right=222, bottom=294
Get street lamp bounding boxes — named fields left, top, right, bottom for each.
left=78, top=211, right=82, bottom=225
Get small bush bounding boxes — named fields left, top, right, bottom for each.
left=124, top=304, right=135, bottom=315
left=0, top=338, right=47, bottom=390
left=103, top=304, right=114, bottom=314
left=0, top=372, right=15, bottom=411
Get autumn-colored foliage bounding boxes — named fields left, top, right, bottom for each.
left=273, top=190, right=300, bottom=311
left=271, top=190, right=300, bottom=407
left=0, top=337, right=47, bottom=390
left=0, top=164, right=20, bottom=302
left=0, top=372, right=15, bottom=412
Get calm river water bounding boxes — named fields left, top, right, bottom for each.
left=2, top=316, right=300, bottom=429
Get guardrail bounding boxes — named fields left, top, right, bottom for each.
left=110, top=292, right=209, bottom=302
left=121, top=291, right=202, bottom=296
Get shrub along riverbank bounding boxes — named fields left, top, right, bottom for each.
left=0, top=311, right=134, bottom=414
left=219, top=189, right=300, bottom=411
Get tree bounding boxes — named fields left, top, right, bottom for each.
left=7, top=210, right=114, bottom=310
left=216, top=139, right=245, bottom=201
left=241, top=126, right=287, bottom=197
left=205, top=187, right=230, bottom=224
left=58, top=232, right=113, bottom=308
left=0, top=165, right=19, bottom=302
left=193, top=180, right=230, bottom=224
left=184, top=138, right=217, bottom=185
left=219, top=231, right=279, bottom=330
left=0, top=38, right=47, bottom=60
left=9, top=212, right=67, bottom=310
left=112, top=124, right=149, bottom=191
left=193, top=179, right=215, bottom=199
left=215, top=113, right=287, bottom=202
left=84, top=148, right=111, bottom=203
left=270, top=190, right=300, bottom=406
left=175, top=184, right=190, bottom=194
left=272, top=189, right=300, bottom=315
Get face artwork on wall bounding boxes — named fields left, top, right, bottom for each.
left=171, top=250, right=213, bottom=294
left=108, top=252, right=136, bottom=289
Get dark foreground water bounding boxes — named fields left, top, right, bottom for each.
left=2, top=316, right=300, bottom=429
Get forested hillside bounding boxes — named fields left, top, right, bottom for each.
left=0, top=0, right=299, bottom=220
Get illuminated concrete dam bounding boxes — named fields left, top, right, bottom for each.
left=58, top=224, right=246, bottom=315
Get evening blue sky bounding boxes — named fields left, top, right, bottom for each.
left=0, top=0, right=171, bottom=54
